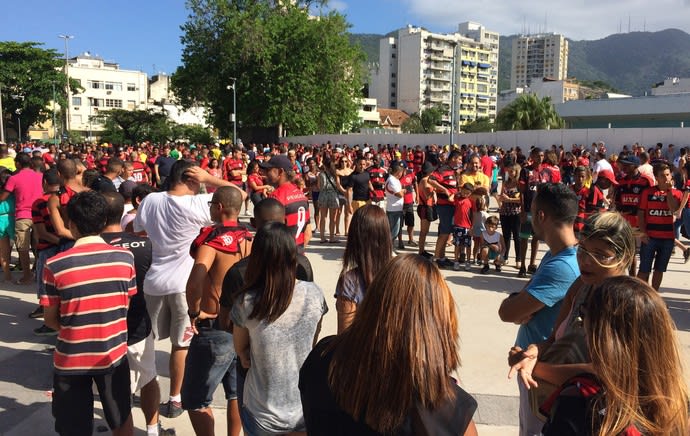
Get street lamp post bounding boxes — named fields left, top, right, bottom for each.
left=15, top=109, right=21, bottom=143
left=58, top=34, right=74, bottom=138
left=227, top=78, right=237, bottom=146
left=52, top=82, right=58, bottom=146
left=449, top=41, right=458, bottom=146
left=0, top=82, right=5, bottom=143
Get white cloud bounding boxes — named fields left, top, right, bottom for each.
left=400, top=0, right=690, bottom=39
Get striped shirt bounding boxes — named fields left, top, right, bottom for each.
left=40, top=236, right=136, bottom=375
left=31, top=193, right=58, bottom=251
left=639, top=187, right=681, bottom=240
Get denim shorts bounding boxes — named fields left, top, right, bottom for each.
left=181, top=327, right=237, bottom=410
left=436, top=204, right=455, bottom=235
left=639, top=237, right=674, bottom=273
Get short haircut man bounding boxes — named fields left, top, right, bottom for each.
left=498, top=183, right=580, bottom=434
left=41, top=191, right=137, bottom=435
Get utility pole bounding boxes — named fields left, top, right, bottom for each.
left=0, top=82, right=5, bottom=143
left=227, top=78, right=237, bottom=146
left=52, top=82, right=58, bottom=146
left=58, top=34, right=74, bottom=139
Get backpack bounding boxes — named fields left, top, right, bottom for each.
left=541, top=373, right=642, bottom=436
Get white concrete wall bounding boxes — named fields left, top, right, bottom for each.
left=283, top=127, right=690, bottom=154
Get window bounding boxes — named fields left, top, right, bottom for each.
left=105, top=99, right=122, bottom=108
left=127, top=83, right=136, bottom=91
left=88, top=80, right=103, bottom=89
left=127, top=100, right=136, bottom=109
left=391, top=72, right=396, bottom=78
left=90, top=98, right=104, bottom=107
left=72, top=114, right=82, bottom=124
left=72, top=97, right=82, bottom=106
left=391, top=53, right=396, bottom=59
left=391, top=92, right=396, bottom=97
left=105, top=81, right=122, bottom=91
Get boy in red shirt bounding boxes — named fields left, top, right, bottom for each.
left=452, top=183, right=474, bottom=271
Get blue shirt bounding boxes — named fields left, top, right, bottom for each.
left=515, top=246, right=579, bottom=349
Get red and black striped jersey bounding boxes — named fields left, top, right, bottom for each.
left=430, top=166, right=458, bottom=206
left=639, top=187, right=681, bottom=239
left=270, top=182, right=310, bottom=248
left=368, top=167, right=386, bottom=202
left=614, top=172, right=654, bottom=227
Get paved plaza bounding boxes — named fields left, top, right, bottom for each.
left=1, top=205, right=689, bottom=435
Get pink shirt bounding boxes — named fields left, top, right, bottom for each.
left=5, top=169, right=44, bottom=220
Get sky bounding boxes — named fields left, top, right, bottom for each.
left=3, top=0, right=690, bottom=75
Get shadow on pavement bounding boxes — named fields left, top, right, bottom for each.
left=445, top=271, right=527, bottom=294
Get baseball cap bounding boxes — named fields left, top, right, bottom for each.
left=619, top=155, right=641, bottom=166
left=258, top=155, right=292, bottom=172
left=596, top=169, right=618, bottom=186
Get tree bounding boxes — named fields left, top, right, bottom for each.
left=94, top=109, right=172, bottom=144
left=495, top=93, right=564, bottom=131
left=462, top=117, right=495, bottom=133
left=0, top=41, right=81, bottom=141
left=172, top=0, right=365, bottom=138
left=401, top=106, right=444, bottom=133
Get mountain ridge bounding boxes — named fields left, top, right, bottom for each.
left=350, top=28, right=690, bottom=96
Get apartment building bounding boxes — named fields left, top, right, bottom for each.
left=67, top=52, right=148, bottom=138
left=510, top=33, right=568, bottom=89
left=497, top=78, right=580, bottom=111
left=369, top=21, right=499, bottom=132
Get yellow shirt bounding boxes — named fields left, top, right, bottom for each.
left=459, top=172, right=490, bottom=190
left=0, top=156, right=16, bottom=172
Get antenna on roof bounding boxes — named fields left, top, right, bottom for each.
left=544, top=12, right=547, bottom=33
left=628, top=14, right=631, bottom=33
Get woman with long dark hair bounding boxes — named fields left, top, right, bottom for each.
left=334, top=205, right=392, bottom=332
left=232, top=222, right=327, bottom=436
left=300, top=255, right=478, bottom=435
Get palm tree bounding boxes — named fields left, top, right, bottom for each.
left=495, top=93, right=564, bottom=130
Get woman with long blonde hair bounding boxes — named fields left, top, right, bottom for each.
left=543, top=275, right=689, bottom=435
left=299, top=254, right=478, bottom=435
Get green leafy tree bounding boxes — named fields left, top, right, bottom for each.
left=0, top=41, right=81, bottom=140
left=94, top=109, right=171, bottom=144
left=172, top=0, right=365, bottom=137
left=462, top=117, right=495, bottom=133
left=495, top=94, right=564, bottom=131
left=401, top=106, right=444, bottom=133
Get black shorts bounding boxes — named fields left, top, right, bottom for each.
left=52, top=359, right=132, bottom=435
left=403, top=204, right=415, bottom=227
left=417, top=204, right=438, bottom=222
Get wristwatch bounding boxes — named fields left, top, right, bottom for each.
left=187, top=309, right=200, bottom=318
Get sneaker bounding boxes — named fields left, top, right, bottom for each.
left=420, top=250, right=433, bottom=259
left=518, top=266, right=527, bottom=278
left=495, top=264, right=502, bottom=272
left=398, top=242, right=405, bottom=251
left=453, top=261, right=461, bottom=271
left=684, top=248, right=690, bottom=264
left=436, top=258, right=454, bottom=269
left=527, top=264, right=538, bottom=274
left=464, top=261, right=472, bottom=271
left=407, top=240, right=419, bottom=247
left=159, top=400, right=184, bottom=418
left=28, top=305, right=44, bottom=319
left=33, top=324, right=57, bottom=336
left=475, top=255, right=482, bottom=265
left=481, top=264, right=490, bottom=274
left=158, top=423, right=176, bottom=436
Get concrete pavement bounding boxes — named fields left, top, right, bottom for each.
left=1, top=207, right=689, bottom=435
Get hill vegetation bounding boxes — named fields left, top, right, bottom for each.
left=352, top=29, right=690, bottom=97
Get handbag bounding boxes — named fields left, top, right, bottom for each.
left=529, top=285, right=592, bottom=422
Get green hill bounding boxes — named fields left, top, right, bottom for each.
left=352, top=29, right=690, bottom=97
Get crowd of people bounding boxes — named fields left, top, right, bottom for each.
left=0, top=136, right=688, bottom=435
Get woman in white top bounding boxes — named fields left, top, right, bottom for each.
left=232, top=222, right=328, bottom=436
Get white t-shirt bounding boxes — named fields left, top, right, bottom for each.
left=385, top=176, right=403, bottom=212
left=133, top=191, right=212, bottom=295
left=592, top=159, right=613, bottom=181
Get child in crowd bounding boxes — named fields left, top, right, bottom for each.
left=571, top=166, right=606, bottom=239
left=471, top=196, right=490, bottom=264
left=479, top=215, right=506, bottom=274
left=452, top=183, right=474, bottom=271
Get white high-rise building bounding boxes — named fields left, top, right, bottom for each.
left=369, top=21, right=499, bottom=132
left=511, top=33, right=568, bottom=89
left=67, top=53, right=148, bottom=138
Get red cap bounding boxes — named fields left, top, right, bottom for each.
left=597, top=169, right=619, bottom=186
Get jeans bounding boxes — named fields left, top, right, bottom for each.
left=36, top=246, right=59, bottom=299
left=500, top=214, right=521, bottom=262
left=674, top=208, right=690, bottom=239
left=387, top=211, right=403, bottom=243
left=639, top=238, right=674, bottom=273
left=181, top=327, right=236, bottom=410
